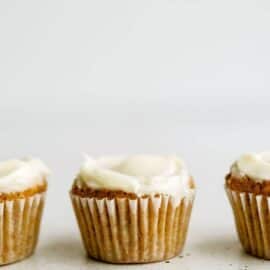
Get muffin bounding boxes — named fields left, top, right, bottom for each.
left=70, top=155, right=195, bottom=263
left=0, top=158, right=49, bottom=265
left=226, top=152, right=270, bottom=259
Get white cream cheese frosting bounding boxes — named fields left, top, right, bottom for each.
left=0, top=158, right=50, bottom=193
left=75, top=155, right=194, bottom=202
left=231, top=152, right=270, bottom=181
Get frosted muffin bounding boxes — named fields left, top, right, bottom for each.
left=226, top=152, right=270, bottom=259
left=0, top=158, right=49, bottom=265
left=70, top=155, right=195, bottom=263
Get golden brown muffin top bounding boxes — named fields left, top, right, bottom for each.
left=0, top=182, right=47, bottom=201
left=226, top=173, right=270, bottom=195
left=71, top=177, right=195, bottom=199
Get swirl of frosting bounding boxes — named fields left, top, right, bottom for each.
left=0, top=158, right=50, bottom=193
left=75, top=155, right=194, bottom=202
left=231, top=152, right=270, bottom=181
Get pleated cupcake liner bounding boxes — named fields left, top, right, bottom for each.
left=226, top=187, right=270, bottom=259
left=0, top=192, right=46, bottom=265
left=71, top=193, right=194, bottom=263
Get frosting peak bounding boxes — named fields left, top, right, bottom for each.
left=0, top=158, right=50, bottom=193
left=75, top=155, right=194, bottom=202
left=111, top=155, right=179, bottom=177
left=231, top=152, right=270, bottom=181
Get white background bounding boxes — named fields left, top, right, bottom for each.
left=1, top=0, right=270, bottom=269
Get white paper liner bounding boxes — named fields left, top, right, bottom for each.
left=71, top=194, right=194, bottom=263
left=226, top=187, right=270, bottom=259
left=0, top=192, right=46, bottom=265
